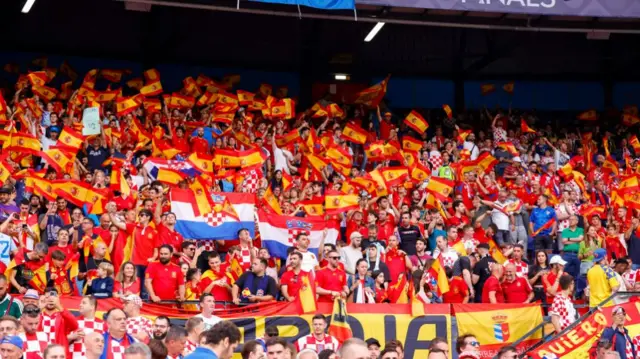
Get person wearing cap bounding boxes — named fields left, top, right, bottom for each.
left=365, top=338, right=380, bottom=359
left=376, top=105, right=395, bottom=141
left=122, top=295, right=152, bottom=342
left=40, top=126, right=59, bottom=151
left=0, top=335, right=24, bottom=359
left=600, top=306, right=636, bottom=359
left=549, top=274, right=576, bottom=333
left=587, top=248, right=620, bottom=308
left=542, top=255, right=567, bottom=304
left=340, top=232, right=363, bottom=276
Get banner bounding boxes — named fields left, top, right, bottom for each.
left=59, top=298, right=451, bottom=358
left=354, top=0, right=640, bottom=18
left=454, top=303, right=543, bottom=358
left=529, top=302, right=640, bottom=359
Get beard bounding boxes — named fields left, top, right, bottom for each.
left=159, top=257, right=171, bottom=265
left=153, top=332, right=167, bottom=340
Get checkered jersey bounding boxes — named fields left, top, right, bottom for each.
left=126, top=316, right=153, bottom=337
left=504, top=259, right=529, bottom=278
left=625, top=270, right=640, bottom=286
left=429, top=154, right=443, bottom=172
left=625, top=334, right=635, bottom=359
left=183, top=339, right=197, bottom=356
left=20, top=332, right=49, bottom=356
left=549, top=293, right=576, bottom=331
left=554, top=203, right=578, bottom=233
left=40, top=313, right=57, bottom=343
left=296, top=335, right=340, bottom=353
left=108, top=337, right=130, bottom=359
left=70, top=317, right=105, bottom=359
left=631, top=335, right=640, bottom=359
left=242, top=170, right=260, bottom=194
left=195, top=240, right=216, bottom=252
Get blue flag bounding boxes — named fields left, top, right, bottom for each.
left=250, top=0, right=354, bottom=10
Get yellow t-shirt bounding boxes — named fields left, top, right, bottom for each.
left=587, top=264, right=619, bottom=308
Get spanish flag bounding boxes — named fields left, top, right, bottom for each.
left=425, top=177, right=454, bottom=201
left=32, top=86, right=58, bottom=102
left=619, top=174, right=640, bottom=194
left=96, top=89, right=120, bottom=103
left=296, top=274, right=317, bottom=314
left=213, top=109, right=236, bottom=125
left=496, top=141, right=519, bottom=156
left=327, top=103, right=345, bottom=119
left=380, top=166, right=409, bottom=187
left=622, top=113, right=640, bottom=127
left=59, top=60, right=78, bottom=81
left=143, top=98, right=162, bottom=113
left=341, top=122, right=368, bottom=145
left=557, top=162, right=574, bottom=180
left=5, top=251, right=47, bottom=293
left=116, top=96, right=141, bottom=116
left=402, top=150, right=418, bottom=168
left=281, top=171, right=293, bottom=191
left=404, top=110, right=429, bottom=134
left=430, top=257, right=449, bottom=294
left=258, top=83, right=272, bottom=98
left=85, top=187, right=110, bottom=215
left=503, top=82, right=515, bottom=94
left=0, top=93, right=6, bottom=115
left=402, top=136, right=422, bottom=153
left=442, top=104, right=453, bottom=119
left=520, top=119, right=535, bottom=134
left=275, top=129, right=300, bottom=147
left=351, top=176, right=377, bottom=195
left=217, top=91, right=239, bottom=106
left=196, top=91, right=218, bottom=106
left=603, top=155, right=619, bottom=176
left=630, top=135, right=640, bottom=155
left=223, top=74, right=241, bottom=88
left=187, top=152, right=214, bottom=174
left=480, top=83, right=496, bottom=95
left=140, top=81, right=163, bottom=97
left=577, top=110, right=597, bottom=121
left=40, top=148, right=74, bottom=174
left=165, top=93, right=195, bottom=109
left=213, top=148, right=267, bottom=169
left=126, top=78, right=144, bottom=90
left=82, top=69, right=99, bottom=89
left=55, top=180, right=91, bottom=207
left=59, top=81, right=73, bottom=100
left=325, top=145, right=352, bottom=168
left=43, top=67, right=57, bottom=82
left=157, top=167, right=187, bottom=186
left=457, top=128, right=472, bottom=143
left=101, top=69, right=126, bottom=83
left=327, top=299, right=353, bottom=343
left=263, top=186, right=282, bottom=215
left=110, top=167, right=131, bottom=197
left=581, top=204, right=605, bottom=219
left=299, top=198, right=324, bottom=216
left=27, top=71, right=48, bottom=87
left=352, top=75, right=390, bottom=108
left=152, top=138, right=181, bottom=159
left=410, top=162, right=431, bottom=183
left=369, top=169, right=389, bottom=196
left=237, top=90, right=255, bottom=106
left=143, top=68, right=161, bottom=83
left=325, top=190, right=359, bottom=215
left=6, top=133, right=41, bottom=154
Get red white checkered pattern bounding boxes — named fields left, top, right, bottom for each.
left=632, top=335, right=640, bottom=359
left=625, top=270, right=640, bottom=287
left=555, top=203, right=579, bottom=233
left=288, top=228, right=305, bottom=245
left=505, top=259, right=529, bottom=278
left=20, top=332, right=49, bottom=356
left=204, top=212, right=225, bottom=227
left=40, top=313, right=57, bottom=343
left=70, top=317, right=105, bottom=359
left=183, top=339, right=197, bottom=356
left=296, top=335, right=340, bottom=353
left=625, top=334, right=635, bottom=359
left=242, top=170, right=260, bottom=194
left=493, top=128, right=507, bottom=143
left=168, top=161, right=187, bottom=170
left=109, top=338, right=128, bottom=359
left=429, top=155, right=443, bottom=172
left=195, top=240, right=216, bottom=252
left=126, top=316, right=153, bottom=337
left=549, top=293, right=576, bottom=331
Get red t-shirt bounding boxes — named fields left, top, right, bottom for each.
left=191, top=137, right=210, bottom=154
left=113, top=278, right=141, bottom=296
left=605, top=235, right=627, bottom=261
left=447, top=215, right=470, bottom=229
left=132, top=225, right=160, bottom=266
left=157, top=224, right=184, bottom=254
left=172, top=134, right=191, bottom=153
left=315, top=267, right=347, bottom=302
left=345, top=221, right=367, bottom=245
left=384, top=248, right=407, bottom=284
left=482, top=276, right=505, bottom=303
left=145, top=261, right=185, bottom=300
left=198, top=270, right=232, bottom=302
left=442, top=276, right=468, bottom=303
left=376, top=219, right=395, bottom=242
left=501, top=277, right=532, bottom=303
left=113, top=195, right=136, bottom=211
left=281, top=270, right=312, bottom=300
left=380, top=120, right=394, bottom=140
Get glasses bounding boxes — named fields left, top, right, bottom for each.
left=24, top=308, right=40, bottom=315
left=329, top=256, right=340, bottom=260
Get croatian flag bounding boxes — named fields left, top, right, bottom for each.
left=142, top=157, right=198, bottom=180
left=171, top=190, right=255, bottom=240
left=257, top=210, right=339, bottom=259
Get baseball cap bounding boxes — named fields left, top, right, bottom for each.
left=365, top=338, right=381, bottom=348
left=350, top=232, right=363, bottom=240
left=122, top=294, right=143, bottom=307
left=0, top=336, right=23, bottom=349
left=593, top=248, right=607, bottom=263
left=549, top=255, right=567, bottom=266
left=23, top=289, right=39, bottom=300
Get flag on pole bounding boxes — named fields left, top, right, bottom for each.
left=328, top=299, right=353, bottom=343
left=520, top=119, right=535, bottom=134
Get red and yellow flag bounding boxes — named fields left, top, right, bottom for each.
left=481, top=83, right=496, bottom=95
left=32, top=86, right=58, bottom=102
left=116, top=96, right=141, bottom=116
left=5, top=133, right=41, bottom=154
left=263, top=186, right=282, bottom=215
left=622, top=113, right=640, bottom=127
left=577, top=110, right=597, bottom=121
left=520, top=119, right=535, bottom=134
left=503, top=82, right=515, bottom=94
left=352, top=75, right=390, bottom=108
left=258, top=83, right=272, bottom=98
left=455, top=303, right=543, bottom=359
left=404, top=110, right=429, bottom=134
left=126, top=78, right=144, bottom=90
left=425, top=177, right=454, bottom=201
left=380, top=166, right=409, bottom=187
left=275, top=129, right=300, bottom=147
left=40, top=148, right=74, bottom=174
left=213, top=148, right=267, bottom=169
left=402, top=136, right=422, bottom=153
left=442, top=104, right=453, bottom=119
left=630, top=135, right=640, bottom=155
left=325, top=190, right=359, bottom=215
left=327, top=299, right=353, bottom=344
left=58, top=127, right=84, bottom=150
left=341, top=123, right=368, bottom=145
left=295, top=274, right=317, bottom=314
left=27, top=71, right=48, bottom=87
left=140, top=81, right=163, bottom=97
left=237, top=90, right=255, bottom=106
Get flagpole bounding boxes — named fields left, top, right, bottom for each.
left=353, top=6, right=357, bottom=21
left=237, top=0, right=240, bottom=10
left=297, top=3, right=302, bottom=19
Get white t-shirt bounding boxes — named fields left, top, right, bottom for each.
left=491, top=201, right=510, bottom=231
left=195, top=314, right=222, bottom=331
left=463, top=141, right=479, bottom=160
left=0, top=234, right=16, bottom=267
left=299, top=250, right=319, bottom=273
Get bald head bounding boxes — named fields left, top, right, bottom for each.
left=339, top=338, right=368, bottom=359
left=491, top=263, right=504, bottom=279
left=504, top=264, right=516, bottom=281
left=85, top=332, right=105, bottom=359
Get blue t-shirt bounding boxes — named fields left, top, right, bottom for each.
left=529, top=206, right=557, bottom=236
left=429, top=228, right=447, bottom=253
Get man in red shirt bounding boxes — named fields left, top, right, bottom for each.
left=145, top=245, right=185, bottom=303
left=501, top=263, right=533, bottom=303
left=157, top=212, right=184, bottom=263
left=482, top=263, right=505, bottom=304
left=131, top=209, right=160, bottom=299
left=315, top=249, right=348, bottom=302
left=447, top=200, right=470, bottom=234
left=376, top=209, right=396, bottom=244
left=280, top=252, right=312, bottom=301
left=442, top=267, right=469, bottom=303
left=190, top=127, right=210, bottom=154
left=198, top=252, right=233, bottom=302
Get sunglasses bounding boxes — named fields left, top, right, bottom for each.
left=329, top=256, right=340, bottom=260
left=24, top=308, right=40, bottom=315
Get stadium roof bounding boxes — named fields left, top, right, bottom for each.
left=3, top=0, right=640, bottom=80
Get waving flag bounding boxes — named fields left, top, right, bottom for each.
left=172, top=189, right=255, bottom=240
left=352, top=75, right=390, bottom=108
left=577, top=110, right=597, bottom=121
left=256, top=210, right=338, bottom=259
left=404, top=110, right=429, bottom=134
left=142, top=157, right=198, bottom=180
left=520, top=119, right=535, bottom=134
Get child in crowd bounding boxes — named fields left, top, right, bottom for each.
left=86, top=262, right=114, bottom=298
left=185, top=268, right=202, bottom=311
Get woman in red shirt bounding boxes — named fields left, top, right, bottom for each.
left=113, top=261, right=141, bottom=299
left=372, top=271, right=388, bottom=303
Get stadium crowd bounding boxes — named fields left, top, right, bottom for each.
left=0, top=65, right=637, bottom=359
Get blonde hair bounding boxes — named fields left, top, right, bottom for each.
left=99, top=262, right=114, bottom=277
